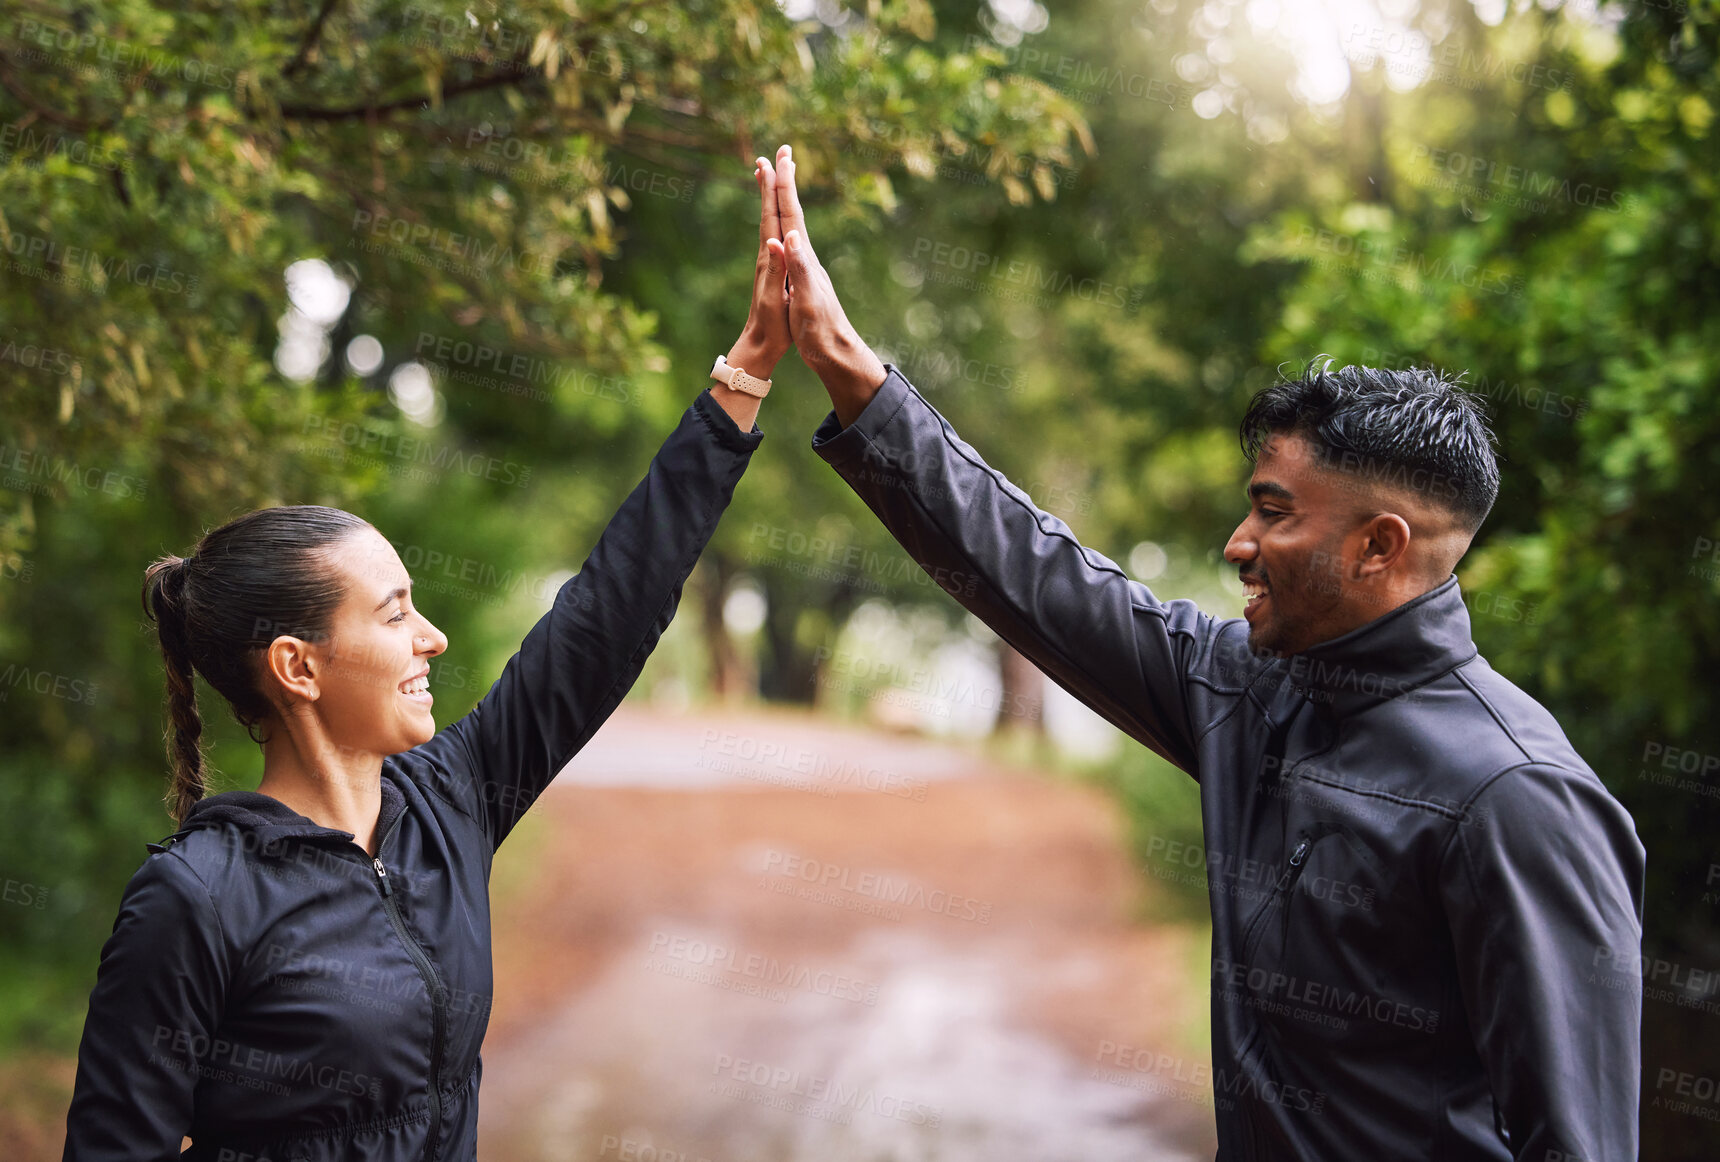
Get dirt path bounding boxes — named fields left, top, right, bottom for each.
left=479, top=705, right=1218, bottom=1161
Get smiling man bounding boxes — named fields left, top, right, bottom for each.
left=1227, top=371, right=1493, bottom=659
left=761, top=146, right=1645, bottom=1159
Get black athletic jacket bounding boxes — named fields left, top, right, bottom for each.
left=63, top=388, right=763, bottom=1161
left=811, top=366, right=1645, bottom=1160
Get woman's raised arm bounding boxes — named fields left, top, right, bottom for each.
left=400, top=153, right=793, bottom=850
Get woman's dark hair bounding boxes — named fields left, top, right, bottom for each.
left=141, top=506, right=372, bottom=824
left=1239, top=358, right=1501, bottom=531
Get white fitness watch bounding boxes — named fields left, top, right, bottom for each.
left=710, top=354, right=772, bottom=399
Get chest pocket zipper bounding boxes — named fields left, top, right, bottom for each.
left=1277, top=839, right=1313, bottom=952
left=1241, top=835, right=1316, bottom=965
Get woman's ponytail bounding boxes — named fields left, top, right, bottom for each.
left=143, top=555, right=206, bottom=825
left=140, top=506, right=372, bottom=825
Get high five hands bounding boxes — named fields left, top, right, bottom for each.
left=712, top=144, right=888, bottom=432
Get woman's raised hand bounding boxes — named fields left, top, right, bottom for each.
left=708, top=150, right=795, bottom=431
left=724, top=150, right=794, bottom=380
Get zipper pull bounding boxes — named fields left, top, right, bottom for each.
left=373, top=856, right=392, bottom=897
left=1274, top=838, right=1311, bottom=892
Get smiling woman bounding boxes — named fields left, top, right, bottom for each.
left=66, top=390, right=764, bottom=1158
left=59, top=146, right=802, bottom=1161
left=140, top=510, right=461, bottom=854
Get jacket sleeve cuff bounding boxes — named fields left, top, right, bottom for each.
left=810, top=363, right=915, bottom=470
left=692, top=385, right=766, bottom=454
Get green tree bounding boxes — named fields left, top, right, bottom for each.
left=0, top=0, right=1080, bottom=1052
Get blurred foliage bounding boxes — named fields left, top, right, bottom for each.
left=0, top=0, right=1083, bottom=1052
left=1, top=0, right=1717, bottom=1153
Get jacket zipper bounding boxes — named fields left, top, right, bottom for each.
left=1228, top=835, right=1312, bottom=1150
left=1240, top=836, right=1312, bottom=965
left=370, top=819, right=447, bottom=1161
left=1276, top=838, right=1312, bottom=952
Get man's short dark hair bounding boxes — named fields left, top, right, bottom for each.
left=1239, top=359, right=1500, bottom=530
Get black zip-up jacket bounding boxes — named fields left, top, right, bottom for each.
left=810, top=366, right=1645, bottom=1160
left=63, top=388, right=763, bottom=1161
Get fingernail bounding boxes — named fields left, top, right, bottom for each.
left=784, top=145, right=793, bottom=161
left=787, top=230, right=800, bottom=252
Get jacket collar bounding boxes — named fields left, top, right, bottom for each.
left=172, top=767, right=406, bottom=851
left=1275, top=574, right=1478, bottom=720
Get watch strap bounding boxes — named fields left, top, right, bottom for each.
left=711, top=354, right=771, bottom=398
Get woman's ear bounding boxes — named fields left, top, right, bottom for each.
left=264, top=635, right=323, bottom=704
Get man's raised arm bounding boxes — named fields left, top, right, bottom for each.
left=766, top=149, right=1249, bottom=774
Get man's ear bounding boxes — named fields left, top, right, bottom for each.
left=264, top=635, right=322, bottom=704
left=1355, top=512, right=1412, bottom=578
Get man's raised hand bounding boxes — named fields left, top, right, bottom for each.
left=763, top=144, right=887, bottom=427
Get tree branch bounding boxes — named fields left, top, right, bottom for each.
left=282, top=0, right=344, bottom=79
left=0, top=52, right=98, bottom=130
left=277, top=63, right=539, bottom=121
